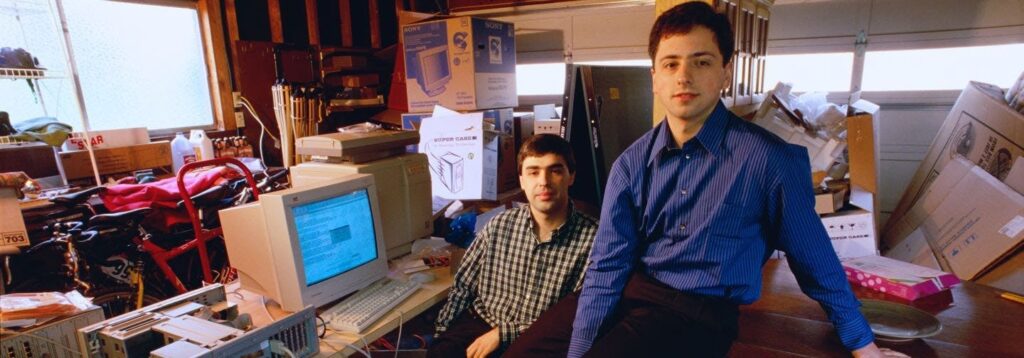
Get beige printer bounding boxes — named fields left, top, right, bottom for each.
left=294, top=129, right=431, bottom=259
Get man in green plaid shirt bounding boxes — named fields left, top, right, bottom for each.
left=429, top=134, right=599, bottom=358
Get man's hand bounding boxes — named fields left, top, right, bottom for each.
left=852, top=342, right=910, bottom=358
left=466, top=327, right=500, bottom=358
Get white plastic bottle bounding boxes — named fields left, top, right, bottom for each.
left=171, top=132, right=197, bottom=174
left=189, top=129, right=215, bottom=161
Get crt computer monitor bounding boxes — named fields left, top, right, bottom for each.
left=219, top=174, right=389, bottom=313
left=418, top=45, right=452, bottom=96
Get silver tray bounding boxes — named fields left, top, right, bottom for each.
left=859, top=299, right=942, bottom=342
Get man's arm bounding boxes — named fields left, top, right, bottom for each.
left=435, top=229, right=489, bottom=335
left=568, top=165, right=640, bottom=358
left=770, top=145, right=874, bottom=351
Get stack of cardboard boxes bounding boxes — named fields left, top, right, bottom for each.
left=883, top=81, right=1024, bottom=294
left=395, top=16, right=520, bottom=201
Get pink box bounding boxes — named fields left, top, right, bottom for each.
left=842, top=255, right=961, bottom=301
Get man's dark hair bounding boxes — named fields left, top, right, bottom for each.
left=648, top=1, right=734, bottom=66
left=517, top=134, right=576, bottom=175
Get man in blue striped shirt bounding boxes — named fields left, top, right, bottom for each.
left=506, top=2, right=887, bottom=357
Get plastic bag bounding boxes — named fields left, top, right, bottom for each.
left=0, top=290, right=93, bottom=322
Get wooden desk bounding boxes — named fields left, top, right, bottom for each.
left=234, top=267, right=453, bottom=357
left=730, top=259, right=1023, bottom=357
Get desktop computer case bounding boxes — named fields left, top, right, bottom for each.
left=1, top=306, right=104, bottom=358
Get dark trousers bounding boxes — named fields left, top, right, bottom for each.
left=427, top=309, right=504, bottom=358
left=505, top=271, right=739, bottom=358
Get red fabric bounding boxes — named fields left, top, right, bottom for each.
left=100, top=167, right=239, bottom=231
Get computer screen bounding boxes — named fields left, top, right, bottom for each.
left=293, top=189, right=378, bottom=286
left=220, top=174, right=389, bottom=312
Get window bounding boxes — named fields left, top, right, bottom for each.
left=516, top=63, right=565, bottom=96
left=1, top=0, right=215, bottom=133
left=515, top=60, right=651, bottom=97
left=862, top=44, right=1024, bottom=91
left=764, top=52, right=853, bottom=93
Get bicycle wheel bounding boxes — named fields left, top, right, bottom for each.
left=89, top=285, right=163, bottom=318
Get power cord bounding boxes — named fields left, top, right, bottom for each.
left=268, top=339, right=297, bottom=358
left=238, top=96, right=279, bottom=164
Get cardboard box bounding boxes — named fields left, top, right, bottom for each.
left=496, top=132, right=516, bottom=194
left=847, top=111, right=880, bottom=195
left=815, top=187, right=846, bottom=215
left=820, top=203, right=877, bottom=259
left=62, top=127, right=149, bottom=151
left=58, top=141, right=172, bottom=180
left=910, top=163, right=1024, bottom=279
left=534, top=119, right=561, bottom=136
left=418, top=110, right=500, bottom=200
left=887, top=81, right=1024, bottom=244
left=402, top=109, right=512, bottom=153
left=975, top=248, right=1024, bottom=295
left=0, top=188, right=30, bottom=250
left=401, top=16, right=517, bottom=112
left=842, top=255, right=960, bottom=301
left=495, top=112, right=534, bottom=154
left=884, top=157, right=976, bottom=249
left=885, top=227, right=943, bottom=270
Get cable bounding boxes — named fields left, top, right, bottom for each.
left=316, top=314, right=327, bottom=338
left=321, top=336, right=372, bottom=357
left=239, top=96, right=279, bottom=164
left=394, top=310, right=404, bottom=358
left=269, top=339, right=297, bottom=358
left=0, top=329, right=82, bottom=356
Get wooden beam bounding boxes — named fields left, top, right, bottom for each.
left=198, top=0, right=235, bottom=130
left=224, top=0, right=242, bottom=89
left=340, top=0, right=353, bottom=47
left=305, top=0, right=320, bottom=45
left=369, top=0, right=381, bottom=48
left=268, top=0, right=284, bottom=43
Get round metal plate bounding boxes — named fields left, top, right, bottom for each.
left=859, top=299, right=942, bottom=341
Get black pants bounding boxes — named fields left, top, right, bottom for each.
left=427, top=308, right=504, bottom=358
left=504, top=271, right=739, bottom=358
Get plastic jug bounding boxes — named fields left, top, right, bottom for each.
left=171, top=132, right=197, bottom=173
left=189, top=129, right=215, bottom=161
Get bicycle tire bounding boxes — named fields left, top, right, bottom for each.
left=89, top=286, right=163, bottom=318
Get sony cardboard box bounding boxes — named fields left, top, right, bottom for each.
left=418, top=108, right=501, bottom=200
left=886, top=81, right=1024, bottom=246
left=401, top=16, right=517, bottom=113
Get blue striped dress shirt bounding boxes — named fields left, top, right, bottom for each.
left=568, top=101, right=874, bottom=357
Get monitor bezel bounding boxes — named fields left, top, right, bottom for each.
left=263, top=174, right=389, bottom=312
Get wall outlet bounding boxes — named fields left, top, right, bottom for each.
left=232, top=91, right=242, bottom=108
left=234, top=111, right=245, bottom=128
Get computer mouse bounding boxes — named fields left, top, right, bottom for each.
left=410, top=272, right=436, bottom=284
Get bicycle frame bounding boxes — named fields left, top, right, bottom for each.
left=172, top=158, right=259, bottom=291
